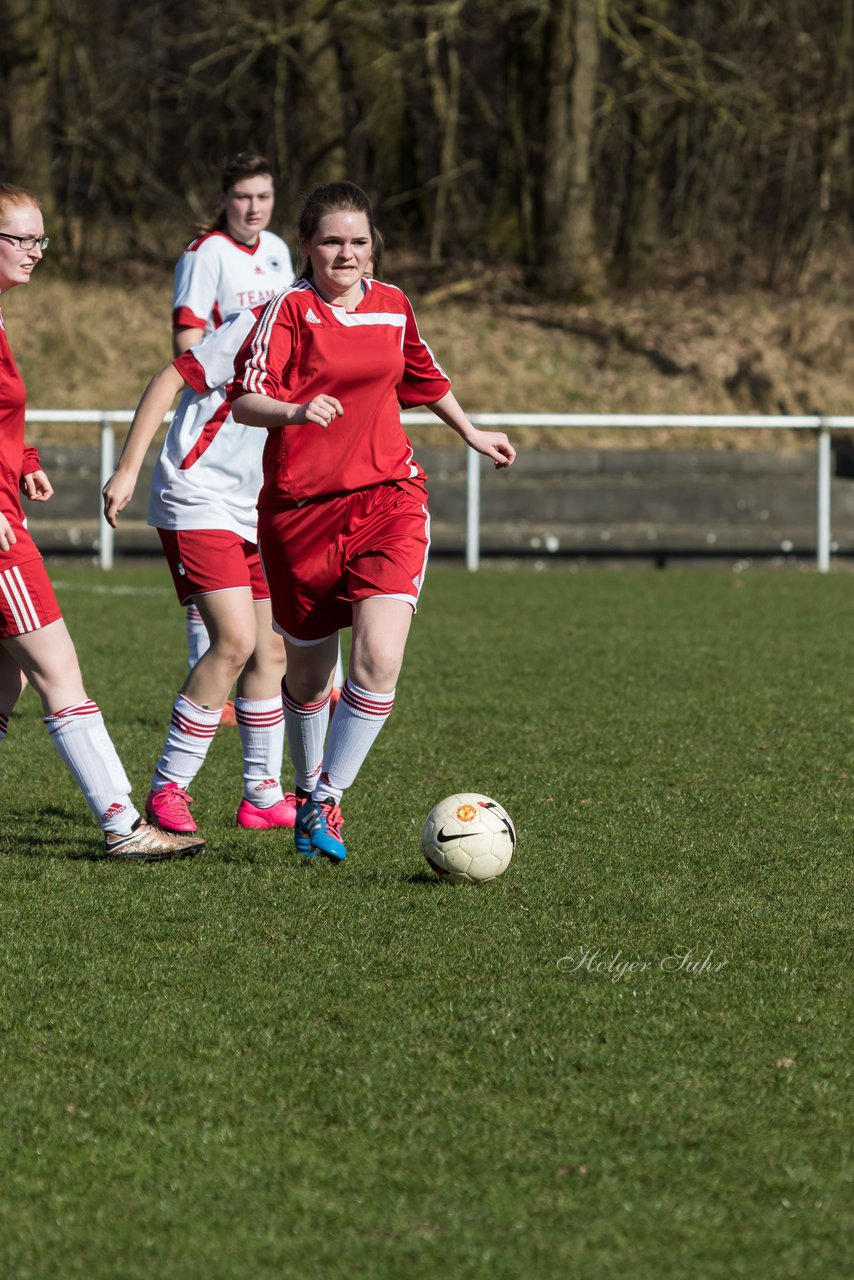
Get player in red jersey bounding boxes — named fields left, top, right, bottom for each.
left=103, top=306, right=296, bottom=837
left=172, top=152, right=295, bottom=714
left=231, top=182, right=516, bottom=863
left=0, top=185, right=203, bottom=860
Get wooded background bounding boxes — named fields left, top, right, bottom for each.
left=1, top=0, right=851, bottom=295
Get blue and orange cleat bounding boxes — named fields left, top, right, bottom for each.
left=294, top=797, right=347, bottom=863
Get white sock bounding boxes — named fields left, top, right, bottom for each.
left=315, top=679, right=395, bottom=803
left=152, top=693, right=221, bottom=790
left=186, top=604, right=210, bottom=670
left=235, top=695, right=285, bottom=806
left=44, top=700, right=140, bottom=834
left=282, top=683, right=330, bottom=793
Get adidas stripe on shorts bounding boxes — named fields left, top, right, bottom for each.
left=0, top=557, right=62, bottom=638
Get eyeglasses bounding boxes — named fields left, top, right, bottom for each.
left=0, top=232, right=50, bottom=252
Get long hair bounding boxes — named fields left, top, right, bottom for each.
left=296, top=182, right=379, bottom=278
left=0, top=183, right=41, bottom=223
left=200, top=153, right=274, bottom=234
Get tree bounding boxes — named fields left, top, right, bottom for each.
left=538, top=0, right=602, bottom=298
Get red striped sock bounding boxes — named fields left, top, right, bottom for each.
left=235, top=695, right=285, bottom=805
left=44, top=699, right=138, bottom=833
left=315, top=679, right=395, bottom=802
left=152, top=692, right=221, bottom=790
left=282, top=682, right=331, bottom=794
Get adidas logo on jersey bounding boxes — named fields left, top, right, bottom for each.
left=305, top=308, right=322, bottom=325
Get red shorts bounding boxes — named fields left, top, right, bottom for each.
left=157, top=529, right=270, bottom=605
left=258, top=478, right=431, bottom=641
left=0, top=555, right=62, bottom=638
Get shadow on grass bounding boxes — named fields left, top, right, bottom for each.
left=0, top=804, right=95, bottom=860
left=0, top=836, right=100, bottom=861
left=402, top=870, right=447, bottom=888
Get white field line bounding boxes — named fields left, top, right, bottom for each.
left=51, top=581, right=172, bottom=596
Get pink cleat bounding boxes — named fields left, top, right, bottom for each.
left=146, top=782, right=197, bottom=834
left=236, top=793, right=298, bottom=829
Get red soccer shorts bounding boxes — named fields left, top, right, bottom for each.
left=258, top=478, right=431, bottom=641
left=157, top=528, right=270, bottom=605
left=0, top=555, right=62, bottom=638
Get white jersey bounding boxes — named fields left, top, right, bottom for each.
left=148, top=309, right=266, bottom=541
left=172, top=229, right=294, bottom=335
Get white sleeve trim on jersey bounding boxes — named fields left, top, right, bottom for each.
left=242, top=281, right=310, bottom=395
left=191, top=309, right=260, bottom=388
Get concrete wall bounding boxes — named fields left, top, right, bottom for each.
left=24, top=443, right=854, bottom=563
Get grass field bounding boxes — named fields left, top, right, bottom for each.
left=0, top=561, right=850, bottom=1279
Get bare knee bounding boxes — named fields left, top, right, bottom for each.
left=349, top=640, right=402, bottom=692
left=208, top=635, right=253, bottom=676
left=283, top=637, right=338, bottom=705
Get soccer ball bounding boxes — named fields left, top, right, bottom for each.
left=421, top=793, right=516, bottom=884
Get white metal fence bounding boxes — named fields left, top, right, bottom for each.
left=24, top=409, right=854, bottom=572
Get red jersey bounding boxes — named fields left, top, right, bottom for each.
left=0, top=313, right=43, bottom=567
left=232, top=278, right=451, bottom=506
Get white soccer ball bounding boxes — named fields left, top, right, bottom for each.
left=421, top=793, right=516, bottom=884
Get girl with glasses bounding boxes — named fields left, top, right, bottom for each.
left=0, top=184, right=204, bottom=859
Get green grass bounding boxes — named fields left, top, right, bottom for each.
left=0, top=562, right=850, bottom=1279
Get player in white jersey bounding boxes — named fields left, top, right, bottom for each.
left=172, top=152, right=294, bottom=354
left=172, top=153, right=295, bottom=693
left=103, top=308, right=295, bottom=838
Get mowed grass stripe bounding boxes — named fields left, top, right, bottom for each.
left=0, top=563, right=849, bottom=1279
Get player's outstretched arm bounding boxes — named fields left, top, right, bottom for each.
left=427, top=391, right=516, bottom=469
left=102, top=363, right=186, bottom=528
left=232, top=392, right=343, bottom=429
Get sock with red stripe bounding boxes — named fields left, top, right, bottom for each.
left=333, top=642, right=345, bottom=693
left=151, top=692, right=221, bottom=791
left=185, top=603, right=210, bottom=669
left=43, top=700, right=140, bottom=834
left=314, top=679, right=396, bottom=804
left=234, top=695, right=285, bottom=806
left=282, top=682, right=330, bottom=794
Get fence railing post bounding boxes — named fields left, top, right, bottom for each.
left=816, top=420, right=831, bottom=573
left=466, top=447, right=480, bottom=571
left=98, top=420, right=115, bottom=570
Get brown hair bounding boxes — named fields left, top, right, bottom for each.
left=368, top=227, right=385, bottom=279
left=0, top=184, right=41, bottom=224
left=296, top=182, right=379, bottom=279
left=201, top=152, right=274, bottom=234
